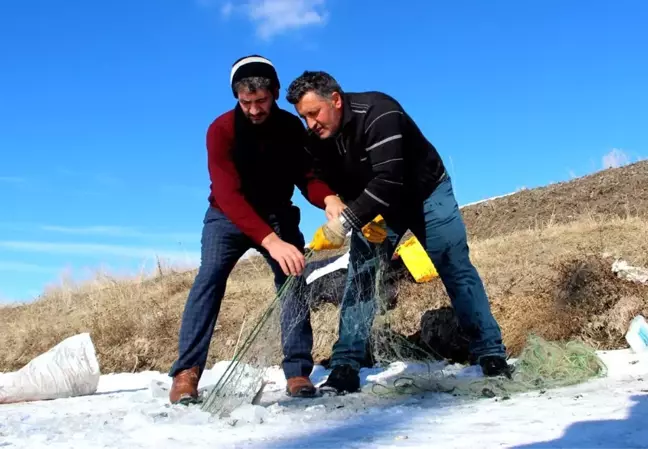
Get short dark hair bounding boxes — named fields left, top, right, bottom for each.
left=286, top=71, right=343, bottom=104
left=233, top=76, right=273, bottom=95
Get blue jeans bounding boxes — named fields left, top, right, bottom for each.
left=330, top=175, right=506, bottom=370
left=169, top=206, right=310, bottom=378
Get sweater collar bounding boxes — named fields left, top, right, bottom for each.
left=340, top=92, right=355, bottom=131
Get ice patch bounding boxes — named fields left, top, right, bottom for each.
left=228, top=404, right=269, bottom=425
left=363, top=360, right=482, bottom=390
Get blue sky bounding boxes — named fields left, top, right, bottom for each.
left=1, top=0, right=646, bottom=302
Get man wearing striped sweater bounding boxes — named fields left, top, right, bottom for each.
left=286, top=71, right=511, bottom=395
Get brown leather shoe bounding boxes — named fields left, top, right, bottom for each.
left=170, top=366, right=200, bottom=404
left=286, top=376, right=317, bottom=397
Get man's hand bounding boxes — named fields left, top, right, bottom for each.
left=310, top=216, right=347, bottom=251
left=324, top=195, right=347, bottom=221
left=361, top=215, right=388, bottom=244
left=261, top=233, right=305, bottom=276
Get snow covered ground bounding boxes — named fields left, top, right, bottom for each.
left=1, top=349, right=647, bottom=449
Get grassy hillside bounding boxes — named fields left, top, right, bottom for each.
left=1, top=161, right=647, bottom=373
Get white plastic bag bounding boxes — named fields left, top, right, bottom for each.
left=0, top=333, right=101, bottom=404
left=612, top=259, right=648, bottom=285
left=626, top=315, right=648, bottom=354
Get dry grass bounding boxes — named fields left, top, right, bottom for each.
left=461, top=160, right=648, bottom=240
left=0, top=262, right=276, bottom=373
left=2, top=162, right=648, bottom=374
left=2, top=215, right=646, bottom=373
left=388, top=214, right=648, bottom=358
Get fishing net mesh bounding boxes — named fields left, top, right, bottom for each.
left=366, top=334, right=607, bottom=399
left=201, top=238, right=607, bottom=417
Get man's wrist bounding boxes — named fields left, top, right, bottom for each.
left=338, top=214, right=352, bottom=233
left=324, top=194, right=341, bottom=205
left=261, top=232, right=280, bottom=249
left=340, top=208, right=362, bottom=230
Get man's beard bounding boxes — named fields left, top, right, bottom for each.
left=247, top=112, right=268, bottom=124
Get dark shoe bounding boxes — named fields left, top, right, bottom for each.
left=170, top=366, right=200, bottom=404
left=286, top=376, right=317, bottom=397
left=479, top=355, right=513, bottom=379
left=320, top=365, right=360, bottom=395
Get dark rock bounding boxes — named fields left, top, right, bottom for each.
left=415, top=306, right=471, bottom=364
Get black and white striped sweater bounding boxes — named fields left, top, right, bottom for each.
left=305, top=91, right=447, bottom=230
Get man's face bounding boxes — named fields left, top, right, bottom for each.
left=237, top=88, right=275, bottom=124
left=294, top=91, right=343, bottom=139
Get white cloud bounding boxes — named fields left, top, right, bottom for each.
left=40, top=225, right=139, bottom=236
left=0, top=176, right=26, bottom=184
left=0, top=241, right=200, bottom=264
left=250, top=0, right=327, bottom=38
left=0, top=261, right=56, bottom=273
left=215, top=0, right=328, bottom=39
left=602, top=148, right=631, bottom=169
left=221, top=1, right=234, bottom=17
left=56, top=168, right=125, bottom=188
left=93, top=173, right=124, bottom=188
left=39, top=225, right=200, bottom=242
left=159, top=183, right=206, bottom=198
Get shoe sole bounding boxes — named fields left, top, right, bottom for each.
left=319, top=385, right=360, bottom=396
left=171, top=394, right=200, bottom=406
left=482, top=363, right=515, bottom=379
left=285, top=388, right=319, bottom=398
left=319, top=387, right=343, bottom=397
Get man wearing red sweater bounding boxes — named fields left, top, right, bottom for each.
left=168, top=55, right=343, bottom=404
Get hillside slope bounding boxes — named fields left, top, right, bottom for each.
left=461, top=160, right=648, bottom=240
left=1, top=162, right=647, bottom=373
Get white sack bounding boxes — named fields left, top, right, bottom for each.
left=612, top=259, right=648, bottom=285
left=305, top=251, right=350, bottom=285
left=0, top=332, right=100, bottom=404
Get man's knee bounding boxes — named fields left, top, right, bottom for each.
left=195, top=258, right=233, bottom=286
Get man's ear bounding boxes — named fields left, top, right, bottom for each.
left=331, top=91, right=343, bottom=109
left=273, top=86, right=280, bottom=100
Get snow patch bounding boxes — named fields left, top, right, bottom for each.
left=228, top=404, right=269, bottom=425
left=2, top=350, right=648, bottom=448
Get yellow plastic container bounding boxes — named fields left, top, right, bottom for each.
left=395, top=236, right=438, bottom=283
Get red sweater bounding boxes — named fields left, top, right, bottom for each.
left=206, top=109, right=335, bottom=245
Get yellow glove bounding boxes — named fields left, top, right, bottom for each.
left=309, top=217, right=347, bottom=251
left=361, top=215, right=387, bottom=244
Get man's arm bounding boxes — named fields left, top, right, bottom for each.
left=341, top=107, right=406, bottom=229
left=207, top=120, right=274, bottom=245
left=295, top=149, right=337, bottom=210
left=291, top=120, right=337, bottom=210
left=298, top=154, right=346, bottom=221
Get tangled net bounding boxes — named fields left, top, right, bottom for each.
left=201, top=235, right=608, bottom=417
left=199, top=273, right=300, bottom=417
left=366, top=334, right=607, bottom=399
